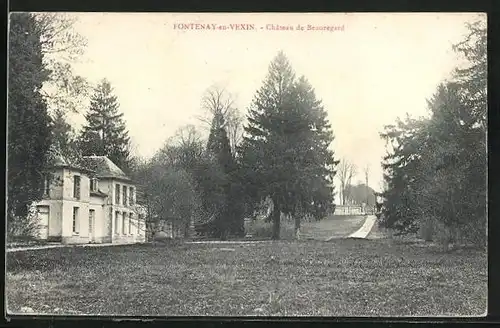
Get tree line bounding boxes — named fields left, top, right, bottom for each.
left=8, top=12, right=340, bottom=241
left=11, top=13, right=484, bottom=246
left=336, top=159, right=375, bottom=207
left=378, top=21, right=487, bottom=249
left=8, top=13, right=92, bottom=238
left=8, top=13, right=134, bottom=238
left=132, top=51, right=340, bottom=240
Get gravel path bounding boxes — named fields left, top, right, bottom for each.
left=7, top=242, right=118, bottom=253
left=347, top=215, right=377, bottom=239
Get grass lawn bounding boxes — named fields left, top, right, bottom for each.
left=6, top=237, right=487, bottom=317
left=245, top=215, right=367, bottom=241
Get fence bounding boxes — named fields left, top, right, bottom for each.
left=334, top=205, right=366, bottom=216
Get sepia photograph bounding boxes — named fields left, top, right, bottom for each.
left=6, top=12, right=487, bottom=317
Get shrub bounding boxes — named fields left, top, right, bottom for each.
left=418, top=216, right=435, bottom=242
left=153, top=231, right=171, bottom=242
left=7, top=206, right=41, bottom=242
left=433, top=220, right=458, bottom=251
left=459, top=216, right=487, bottom=248
left=245, top=217, right=295, bottom=240
left=417, top=215, right=486, bottom=250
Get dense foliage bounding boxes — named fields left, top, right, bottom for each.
left=380, top=21, right=486, bottom=247
left=239, top=51, right=338, bottom=239
left=344, top=183, right=377, bottom=207
left=8, top=13, right=52, bottom=237
left=8, top=12, right=90, bottom=240
left=197, top=113, right=245, bottom=239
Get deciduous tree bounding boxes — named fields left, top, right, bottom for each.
left=50, top=108, right=81, bottom=163
left=198, top=86, right=243, bottom=154
left=133, top=158, right=201, bottom=239
left=35, top=12, right=91, bottom=114
left=337, top=159, right=357, bottom=206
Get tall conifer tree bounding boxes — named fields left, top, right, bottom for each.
left=240, top=51, right=338, bottom=239
left=8, top=13, right=52, bottom=228
left=79, top=79, right=131, bottom=172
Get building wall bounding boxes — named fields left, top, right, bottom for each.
left=110, top=203, right=145, bottom=244
left=89, top=195, right=106, bottom=243
left=98, top=179, right=113, bottom=205
left=61, top=199, right=90, bottom=244
left=34, top=167, right=144, bottom=245
left=109, top=179, right=141, bottom=243
left=59, top=168, right=90, bottom=244
left=61, top=168, right=91, bottom=202
left=33, top=167, right=90, bottom=242
left=48, top=169, right=65, bottom=200
left=49, top=201, right=63, bottom=240
left=104, top=206, right=113, bottom=243
left=110, top=180, right=137, bottom=207
left=33, top=199, right=63, bottom=241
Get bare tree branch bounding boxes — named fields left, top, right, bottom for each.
left=225, top=108, right=244, bottom=153
left=198, top=85, right=244, bottom=153
left=337, top=159, right=357, bottom=205
left=33, top=13, right=91, bottom=114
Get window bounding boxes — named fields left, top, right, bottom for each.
left=122, top=212, right=126, bottom=234
left=137, top=215, right=141, bottom=234
left=73, top=176, right=81, bottom=199
left=115, top=211, right=120, bottom=234
left=129, top=213, right=132, bottom=234
left=129, top=187, right=134, bottom=205
left=123, top=186, right=128, bottom=206
left=89, top=209, right=95, bottom=234
left=72, top=207, right=79, bottom=234
left=115, top=184, right=120, bottom=204
left=43, top=175, right=50, bottom=196
left=90, top=178, right=98, bottom=192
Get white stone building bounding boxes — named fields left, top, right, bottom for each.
left=33, top=155, right=146, bottom=244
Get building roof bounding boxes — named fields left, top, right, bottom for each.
left=90, top=190, right=108, bottom=198
left=52, top=155, right=68, bottom=166
left=50, top=155, right=95, bottom=174
left=80, top=156, right=131, bottom=181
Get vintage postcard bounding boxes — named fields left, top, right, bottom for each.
left=6, top=12, right=487, bottom=317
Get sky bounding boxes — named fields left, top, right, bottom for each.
left=62, top=12, right=484, bottom=198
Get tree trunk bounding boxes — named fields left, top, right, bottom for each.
left=221, top=229, right=228, bottom=241
left=146, top=221, right=154, bottom=242
left=340, top=184, right=344, bottom=205
left=218, top=216, right=228, bottom=241
left=271, top=198, right=281, bottom=240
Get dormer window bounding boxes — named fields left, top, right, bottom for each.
left=90, top=178, right=98, bottom=192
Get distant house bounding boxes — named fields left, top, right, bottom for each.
left=33, top=155, right=146, bottom=244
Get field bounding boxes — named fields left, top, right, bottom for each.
left=6, top=226, right=487, bottom=317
